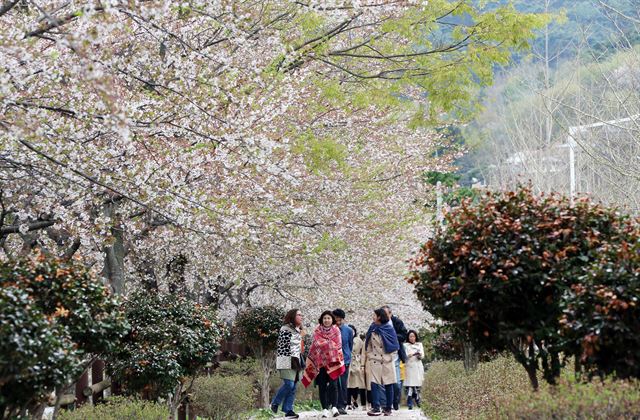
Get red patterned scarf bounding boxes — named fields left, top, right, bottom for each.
left=301, top=325, right=345, bottom=388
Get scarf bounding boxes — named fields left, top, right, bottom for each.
left=365, top=322, right=399, bottom=354
left=301, top=324, right=345, bottom=388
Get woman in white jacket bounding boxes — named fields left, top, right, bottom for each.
left=402, top=330, right=424, bottom=410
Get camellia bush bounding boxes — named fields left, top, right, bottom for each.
left=0, top=253, right=127, bottom=419
left=559, top=221, right=640, bottom=380
left=234, top=306, right=285, bottom=407
left=107, top=291, right=225, bottom=418
left=408, top=186, right=640, bottom=389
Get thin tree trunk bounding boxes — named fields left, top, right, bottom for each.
left=463, top=341, right=479, bottom=372
left=169, top=382, right=183, bottom=420
left=101, top=200, right=125, bottom=294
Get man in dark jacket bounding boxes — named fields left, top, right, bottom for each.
left=383, top=305, right=408, bottom=411
left=333, top=308, right=353, bottom=415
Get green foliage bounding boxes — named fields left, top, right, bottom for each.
left=497, top=378, right=640, bottom=419
left=559, top=223, right=640, bottom=380
left=422, top=170, right=461, bottom=187
left=215, top=358, right=259, bottom=378
left=58, top=396, right=169, bottom=420
left=409, top=185, right=640, bottom=387
left=190, top=375, right=254, bottom=420
left=292, top=131, right=347, bottom=175
left=234, top=306, right=285, bottom=354
left=423, top=355, right=640, bottom=419
left=423, top=356, right=531, bottom=419
left=107, top=292, right=225, bottom=399
left=0, top=254, right=127, bottom=416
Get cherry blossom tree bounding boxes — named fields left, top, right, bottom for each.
left=0, top=1, right=548, bottom=325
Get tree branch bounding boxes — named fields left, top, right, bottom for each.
left=0, top=0, right=19, bottom=18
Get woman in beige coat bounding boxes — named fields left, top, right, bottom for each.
left=365, top=308, right=399, bottom=416
left=347, top=327, right=366, bottom=409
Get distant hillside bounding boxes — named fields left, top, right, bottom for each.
left=479, top=0, right=639, bottom=64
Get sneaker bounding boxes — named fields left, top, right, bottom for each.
left=331, top=407, right=340, bottom=417
left=321, top=409, right=330, bottom=418
left=367, top=408, right=382, bottom=417
left=285, top=411, right=299, bottom=419
left=270, top=403, right=278, bottom=414
left=383, top=408, right=392, bottom=416
left=408, top=405, right=413, bottom=410
left=392, top=403, right=399, bottom=411
left=338, top=408, right=348, bottom=415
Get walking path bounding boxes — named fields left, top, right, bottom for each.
left=292, top=408, right=429, bottom=419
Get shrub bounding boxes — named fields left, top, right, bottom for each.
left=409, top=186, right=639, bottom=388
left=0, top=253, right=127, bottom=418
left=423, top=356, right=640, bottom=420
left=234, top=306, right=284, bottom=355
left=430, top=330, right=463, bottom=361
left=422, top=355, right=531, bottom=419
left=106, top=291, right=225, bottom=416
left=58, top=396, right=168, bottom=420
left=496, top=378, right=640, bottom=419
left=215, top=358, right=258, bottom=378
left=190, top=375, right=254, bottom=420
left=234, top=306, right=285, bottom=408
left=559, top=227, right=640, bottom=380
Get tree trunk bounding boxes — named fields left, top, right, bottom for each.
left=101, top=200, right=125, bottom=294
left=463, top=341, right=479, bottom=372
left=258, top=349, right=275, bottom=408
left=169, top=382, right=183, bottom=420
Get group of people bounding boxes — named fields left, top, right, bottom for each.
left=271, top=306, right=425, bottom=418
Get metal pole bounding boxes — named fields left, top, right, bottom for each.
left=567, top=128, right=577, bottom=205
left=569, top=139, right=575, bottom=205
left=436, top=181, right=444, bottom=226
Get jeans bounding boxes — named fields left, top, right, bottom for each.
left=393, top=357, right=402, bottom=408
left=406, top=386, right=421, bottom=408
left=271, top=379, right=296, bottom=413
left=317, top=368, right=339, bottom=410
left=337, top=365, right=350, bottom=409
left=370, top=382, right=394, bottom=411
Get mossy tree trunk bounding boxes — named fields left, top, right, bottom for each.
left=257, top=346, right=275, bottom=408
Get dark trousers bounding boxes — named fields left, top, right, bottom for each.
left=317, top=368, right=339, bottom=410
left=371, top=382, right=394, bottom=411
left=337, top=364, right=350, bottom=409
left=348, top=388, right=367, bottom=406
left=373, top=383, right=389, bottom=406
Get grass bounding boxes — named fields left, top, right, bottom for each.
left=422, top=355, right=640, bottom=419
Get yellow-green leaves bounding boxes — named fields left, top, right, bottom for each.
left=292, top=130, right=347, bottom=175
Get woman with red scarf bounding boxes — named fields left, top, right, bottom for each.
left=302, top=310, right=345, bottom=418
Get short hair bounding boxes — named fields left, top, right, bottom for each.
left=374, top=308, right=389, bottom=324
left=318, top=310, right=336, bottom=325
left=333, top=308, right=346, bottom=319
left=407, top=330, right=420, bottom=342
left=283, top=308, right=299, bottom=326
left=348, top=324, right=357, bottom=335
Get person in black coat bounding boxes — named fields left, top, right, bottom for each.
left=383, top=305, right=408, bottom=411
